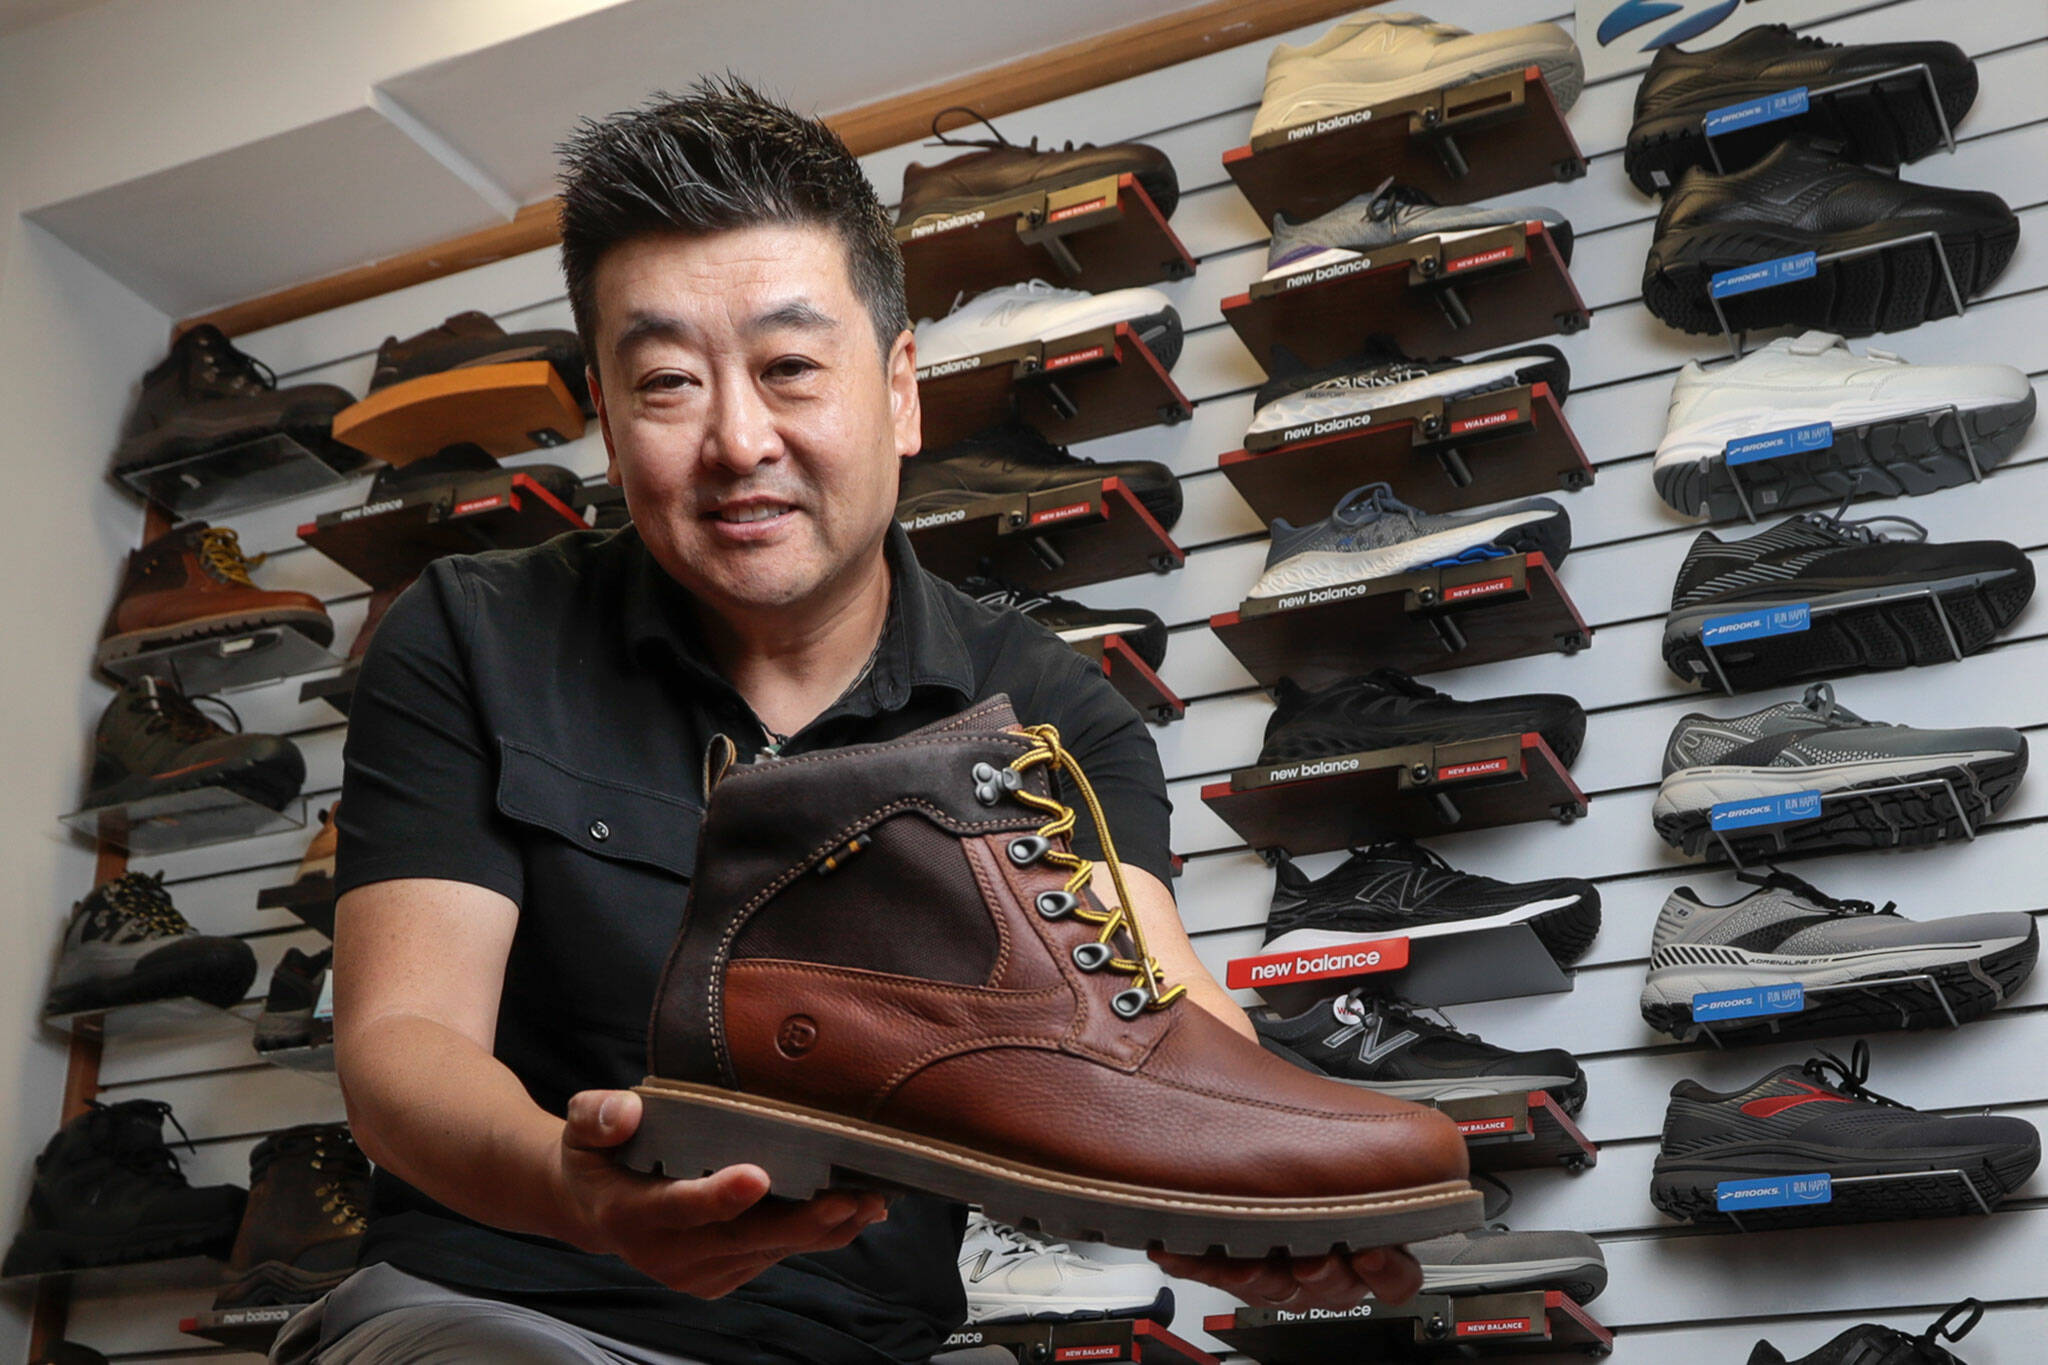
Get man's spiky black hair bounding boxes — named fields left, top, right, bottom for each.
left=556, top=75, right=907, bottom=370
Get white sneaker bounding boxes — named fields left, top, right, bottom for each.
left=1652, top=331, right=2035, bottom=519
left=913, top=280, right=1179, bottom=369
left=1252, top=10, right=1582, bottom=141
left=958, top=1214, right=1173, bottom=1324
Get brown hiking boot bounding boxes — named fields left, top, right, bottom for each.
left=213, top=1123, right=369, bottom=1308
left=625, top=697, right=1477, bottom=1256
left=369, top=310, right=590, bottom=410
left=97, top=523, right=332, bottom=671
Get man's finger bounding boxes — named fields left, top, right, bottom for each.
left=562, top=1090, right=641, bottom=1151
left=640, top=1163, right=777, bottom=1229
left=1350, top=1245, right=1423, bottom=1304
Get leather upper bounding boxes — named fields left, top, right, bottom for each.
left=1659, top=140, right=2012, bottom=234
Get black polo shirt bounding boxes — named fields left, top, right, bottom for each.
left=334, top=522, right=1172, bottom=1365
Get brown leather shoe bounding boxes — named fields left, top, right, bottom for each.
left=625, top=698, right=1477, bottom=1256
left=98, top=523, right=332, bottom=670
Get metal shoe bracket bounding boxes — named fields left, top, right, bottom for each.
left=1692, top=970, right=1963, bottom=1049
left=1723, top=1165, right=1992, bottom=1233
left=1711, top=768, right=1981, bottom=876
left=1695, top=581, right=1968, bottom=695
left=1714, top=403, right=1983, bottom=524
left=1700, top=63, right=1958, bottom=176
left=1710, top=230, right=1968, bottom=360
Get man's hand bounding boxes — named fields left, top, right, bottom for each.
left=1148, top=1246, right=1424, bottom=1312
left=559, top=1089, right=888, bottom=1298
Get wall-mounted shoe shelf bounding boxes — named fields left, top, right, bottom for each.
left=61, top=789, right=306, bottom=857
left=182, top=1305, right=294, bottom=1352
left=1206, top=1290, right=1612, bottom=1363
left=42, top=995, right=248, bottom=1042
left=1223, top=224, right=1587, bottom=373
left=258, top=873, right=335, bottom=939
left=1211, top=552, right=1589, bottom=686
left=1689, top=1166, right=2000, bottom=1232
left=0, top=1252, right=229, bottom=1293
left=1202, top=732, right=1585, bottom=855
left=103, top=624, right=339, bottom=697
left=1069, top=634, right=1184, bottom=725
left=1656, top=764, right=2009, bottom=869
left=298, top=659, right=361, bottom=716
left=1226, top=919, right=1569, bottom=1014
left=331, top=360, right=584, bottom=464
left=297, top=470, right=585, bottom=590
left=116, top=432, right=352, bottom=521
left=945, top=1314, right=1215, bottom=1364
left=1220, top=382, right=1589, bottom=524
left=916, top=321, right=1192, bottom=451
left=898, top=173, right=1196, bottom=323
left=1224, top=67, right=1587, bottom=223
left=901, top=476, right=1183, bottom=593
left=1440, top=1090, right=1597, bottom=1174
left=258, top=1041, right=336, bottom=1080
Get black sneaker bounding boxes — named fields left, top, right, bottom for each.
left=1662, top=509, right=2034, bottom=691
left=1626, top=25, right=1979, bottom=194
left=897, top=109, right=1179, bottom=226
left=44, top=872, right=257, bottom=1017
left=112, top=325, right=361, bottom=479
left=1, top=1099, right=246, bottom=1274
left=1264, top=843, right=1601, bottom=967
left=367, top=443, right=584, bottom=512
left=1643, top=139, right=2020, bottom=337
left=369, top=310, right=590, bottom=411
left=1246, top=338, right=1570, bottom=449
left=254, top=947, right=332, bottom=1053
left=899, top=420, right=1182, bottom=531
left=1255, top=991, right=1586, bottom=1112
left=84, top=677, right=305, bottom=813
left=957, top=575, right=1168, bottom=670
left=1260, top=669, right=1585, bottom=766
left=1650, top=1041, right=2040, bottom=1226
left=1750, top=1299, right=1984, bottom=1365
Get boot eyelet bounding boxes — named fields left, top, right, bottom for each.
left=1035, top=890, right=1077, bottom=920
left=972, top=762, right=1000, bottom=805
left=1072, top=942, right=1112, bottom=971
left=1007, top=835, right=1049, bottom=866
left=1111, top=988, right=1151, bottom=1019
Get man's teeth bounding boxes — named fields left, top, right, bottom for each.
left=720, top=504, right=790, bottom=523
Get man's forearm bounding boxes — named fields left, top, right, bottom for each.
left=339, top=1012, right=588, bottom=1247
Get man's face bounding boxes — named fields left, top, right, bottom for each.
left=587, top=223, right=918, bottom=616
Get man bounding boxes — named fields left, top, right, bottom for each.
left=295, top=79, right=1422, bottom=1365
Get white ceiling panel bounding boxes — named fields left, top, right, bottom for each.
left=26, top=103, right=511, bottom=316
left=377, top=0, right=1197, bottom=207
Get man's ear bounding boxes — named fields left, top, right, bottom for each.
left=588, top=364, right=622, bottom=486
left=888, top=328, right=922, bottom=461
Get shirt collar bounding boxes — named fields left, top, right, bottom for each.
left=618, top=521, right=976, bottom=715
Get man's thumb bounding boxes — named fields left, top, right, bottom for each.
left=563, top=1089, right=639, bottom=1150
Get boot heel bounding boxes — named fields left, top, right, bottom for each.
left=622, top=1085, right=836, bottom=1198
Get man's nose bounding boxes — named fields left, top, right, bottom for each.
left=702, top=377, right=782, bottom=474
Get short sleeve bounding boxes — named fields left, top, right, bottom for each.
left=1011, top=645, right=1174, bottom=887
left=335, top=561, right=524, bottom=905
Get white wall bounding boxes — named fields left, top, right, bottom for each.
left=4, top=0, right=2046, bottom=1361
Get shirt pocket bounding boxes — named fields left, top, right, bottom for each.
left=494, top=738, right=700, bottom=879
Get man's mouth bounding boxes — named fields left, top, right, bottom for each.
left=711, top=502, right=795, bottom=524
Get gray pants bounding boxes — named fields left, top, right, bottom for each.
left=270, top=1263, right=1013, bottom=1365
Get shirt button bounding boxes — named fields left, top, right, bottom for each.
left=589, top=820, right=610, bottom=842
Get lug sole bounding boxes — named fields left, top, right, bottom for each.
left=1661, top=562, right=2035, bottom=692
left=213, top=1255, right=357, bottom=1309
left=621, top=1079, right=1480, bottom=1257
left=1, top=1217, right=239, bottom=1275
left=112, top=399, right=365, bottom=480
left=97, top=607, right=337, bottom=668
left=1650, top=1142, right=2037, bottom=1228
left=1652, top=749, right=2027, bottom=859
left=1642, top=216, right=2020, bottom=337
left=1654, top=389, right=2036, bottom=519
left=1625, top=62, right=1980, bottom=195
left=45, top=945, right=256, bottom=1016
left=83, top=750, right=306, bottom=816
left=1641, top=922, right=2040, bottom=1040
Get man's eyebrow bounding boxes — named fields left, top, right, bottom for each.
left=615, top=312, right=694, bottom=351
left=746, top=299, right=839, bottom=334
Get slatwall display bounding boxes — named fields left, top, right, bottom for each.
left=46, top=0, right=2048, bottom=1358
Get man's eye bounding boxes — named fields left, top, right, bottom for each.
left=641, top=372, right=693, bottom=392
left=767, top=357, right=818, bottom=379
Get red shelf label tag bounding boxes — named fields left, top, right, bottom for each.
left=1045, top=343, right=1107, bottom=370
left=1029, top=499, right=1096, bottom=527
left=452, top=495, right=506, bottom=517
left=1441, top=574, right=1516, bottom=602
left=1444, top=243, right=1518, bottom=274
left=1454, top=1114, right=1521, bottom=1137
left=1053, top=1347, right=1126, bottom=1362
left=1435, top=755, right=1512, bottom=782
left=1457, top=1316, right=1536, bottom=1338
left=1449, top=406, right=1519, bottom=436
left=1226, top=938, right=1410, bottom=990
left=1049, top=196, right=1111, bottom=223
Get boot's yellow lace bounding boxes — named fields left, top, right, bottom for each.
left=989, top=723, right=1185, bottom=1017
left=102, top=871, right=193, bottom=938
left=197, top=526, right=265, bottom=586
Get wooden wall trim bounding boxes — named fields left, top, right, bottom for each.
left=177, top=0, right=1374, bottom=340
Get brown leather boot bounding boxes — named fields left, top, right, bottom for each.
left=213, top=1123, right=368, bottom=1308
left=98, top=523, right=332, bottom=670
left=625, top=698, right=1477, bottom=1256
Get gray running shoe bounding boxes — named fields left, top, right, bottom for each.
left=1652, top=683, right=2027, bottom=857
left=1407, top=1179, right=1606, bottom=1303
left=1641, top=869, right=2038, bottom=1039
left=1265, top=182, right=1570, bottom=282
left=1247, top=482, right=1569, bottom=601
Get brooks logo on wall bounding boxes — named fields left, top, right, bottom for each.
left=1575, top=0, right=1860, bottom=80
